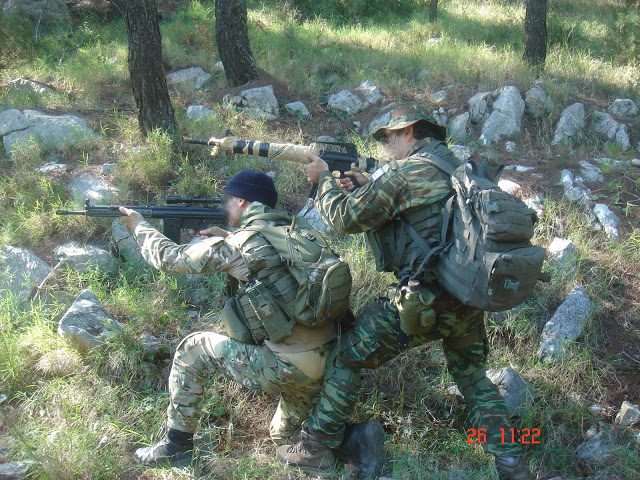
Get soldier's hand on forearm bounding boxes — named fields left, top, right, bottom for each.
left=304, top=150, right=329, bottom=184
left=339, top=170, right=371, bottom=192
left=117, top=207, right=144, bottom=232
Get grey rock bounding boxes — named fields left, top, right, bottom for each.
left=0, top=245, right=51, bottom=304
left=68, top=173, right=118, bottom=203
left=9, top=78, right=54, bottom=96
left=3, top=0, right=70, bottom=26
left=486, top=367, right=534, bottom=417
left=101, top=163, right=117, bottom=175
left=0, top=109, right=31, bottom=135
left=240, top=85, right=279, bottom=120
left=316, top=135, right=337, bottom=143
left=552, top=103, right=585, bottom=146
left=498, top=179, right=521, bottom=195
left=505, top=141, right=516, bottom=152
left=524, top=194, right=544, bottom=217
left=615, top=123, right=630, bottom=151
left=578, top=161, right=603, bottom=183
left=38, top=163, right=67, bottom=173
left=615, top=401, right=640, bottom=426
left=592, top=203, right=620, bottom=240
left=213, top=61, right=225, bottom=72
left=608, top=98, right=638, bottom=118
left=58, top=289, right=123, bottom=352
left=222, top=94, right=243, bottom=110
left=560, top=169, right=590, bottom=205
left=354, top=80, right=382, bottom=105
left=284, top=101, right=310, bottom=120
left=448, top=112, right=469, bottom=143
left=590, top=110, right=619, bottom=140
left=2, top=110, right=97, bottom=155
left=525, top=85, right=553, bottom=117
left=480, top=86, right=525, bottom=145
left=429, top=89, right=448, bottom=104
left=365, top=111, right=392, bottom=137
left=468, top=91, right=491, bottom=124
left=431, top=107, right=448, bottom=128
left=166, top=67, right=211, bottom=89
left=53, top=241, right=117, bottom=273
left=538, top=285, right=591, bottom=362
left=0, top=461, right=33, bottom=480
left=139, top=333, right=163, bottom=355
left=548, top=237, right=577, bottom=276
left=575, top=430, right=614, bottom=473
left=450, top=145, right=473, bottom=162
left=448, top=367, right=534, bottom=417
left=299, top=199, right=333, bottom=235
left=111, top=220, right=149, bottom=268
left=186, top=105, right=215, bottom=121
left=327, top=90, right=366, bottom=118
left=632, top=158, right=640, bottom=167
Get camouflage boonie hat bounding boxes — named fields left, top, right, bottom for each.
left=371, top=104, right=446, bottom=142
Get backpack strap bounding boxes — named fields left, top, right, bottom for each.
left=398, top=216, right=443, bottom=280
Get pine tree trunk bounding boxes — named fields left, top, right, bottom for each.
left=523, top=0, right=548, bottom=67
left=429, top=0, right=439, bottom=23
left=123, top=0, right=177, bottom=137
left=215, top=0, right=260, bottom=87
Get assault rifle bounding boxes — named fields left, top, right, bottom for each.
left=183, top=136, right=378, bottom=197
left=57, top=196, right=227, bottom=243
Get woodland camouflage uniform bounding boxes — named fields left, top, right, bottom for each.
left=133, top=202, right=336, bottom=444
left=299, top=130, right=524, bottom=458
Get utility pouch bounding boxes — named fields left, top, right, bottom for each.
left=394, top=281, right=437, bottom=336
left=221, top=297, right=256, bottom=344
left=240, top=280, right=295, bottom=343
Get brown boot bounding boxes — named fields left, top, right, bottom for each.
left=495, top=456, right=534, bottom=480
left=276, top=427, right=336, bottom=478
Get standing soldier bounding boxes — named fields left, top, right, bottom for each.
left=119, top=169, right=374, bottom=468
left=277, top=106, right=535, bottom=480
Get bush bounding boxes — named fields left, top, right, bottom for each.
left=0, top=13, right=33, bottom=72
left=291, top=0, right=425, bottom=23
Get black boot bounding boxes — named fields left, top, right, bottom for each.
left=341, top=421, right=385, bottom=479
left=495, top=456, right=534, bottom=480
left=134, top=428, right=194, bottom=468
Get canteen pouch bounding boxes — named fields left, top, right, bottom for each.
left=221, top=297, right=256, bottom=344
left=394, top=287, right=437, bottom=335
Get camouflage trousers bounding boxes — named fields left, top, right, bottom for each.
left=307, top=293, right=523, bottom=457
left=167, top=331, right=333, bottom=444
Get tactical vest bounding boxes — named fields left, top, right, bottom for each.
left=223, top=208, right=350, bottom=344
left=367, top=143, right=459, bottom=284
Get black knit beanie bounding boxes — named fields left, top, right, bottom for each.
left=223, top=169, right=278, bottom=208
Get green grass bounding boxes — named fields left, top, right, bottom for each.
left=1, top=0, right=639, bottom=478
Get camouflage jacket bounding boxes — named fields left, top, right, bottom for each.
left=133, top=202, right=336, bottom=350
left=316, top=139, right=461, bottom=280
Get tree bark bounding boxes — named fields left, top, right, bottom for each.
left=123, top=0, right=177, bottom=137
left=215, top=0, right=260, bottom=87
left=429, top=0, right=438, bottom=23
left=524, top=0, right=548, bottom=67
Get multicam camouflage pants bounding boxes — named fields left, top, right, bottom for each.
left=307, top=293, right=523, bottom=457
left=167, top=331, right=333, bottom=444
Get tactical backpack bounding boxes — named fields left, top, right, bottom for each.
left=411, top=153, right=546, bottom=312
left=241, top=214, right=352, bottom=330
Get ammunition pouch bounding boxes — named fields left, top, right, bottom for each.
left=237, top=280, right=296, bottom=344
left=221, top=297, right=256, bottom=344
